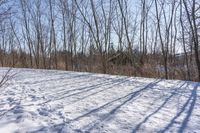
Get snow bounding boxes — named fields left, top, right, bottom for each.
left=0, top=67, right=200, bottom=133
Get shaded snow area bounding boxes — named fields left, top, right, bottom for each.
left=0, top=68, right=200, bottom=133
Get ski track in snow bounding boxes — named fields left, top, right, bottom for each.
left=0, top=68, right=200, bottom=133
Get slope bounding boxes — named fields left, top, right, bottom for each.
left=0, top=68, right=199, bottom=133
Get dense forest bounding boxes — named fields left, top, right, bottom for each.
left=0, top=0, right=200, bottom=81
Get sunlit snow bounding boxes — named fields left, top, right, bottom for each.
left=0, top=68, right=199, bottom=133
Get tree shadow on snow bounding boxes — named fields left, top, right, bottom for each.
left=10, top=76, right=199, bottom=133
left=29, top=79, right=162, bottom=133
left=131, top=81, right=199, bottom=133
left=69, top=79, right=162, bottom=132
left=158, top=82, right=198, bottom=133
left=42, top=76, right=137, bottom=104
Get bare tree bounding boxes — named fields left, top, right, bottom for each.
left=49, top=0, right=57, bottom=69
left=154, top=0, right=176, bottom=79
left=183, top=0, right=200, bottom=81
left=180, top=0, right=191, bottom=80
left=0, top=0, right=11, bottom=26
left=59, top=0, right=68, bottom=70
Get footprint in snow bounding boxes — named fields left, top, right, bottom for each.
left=74, top=129, right=89, bottom=133
left=28, top=95, right=38, bottom=101
left=37, top=106, right=53, bottom=116
left=30, top=88, right=36, bottom=92
left=13, top=105, right=24, bottom=114
left=7, top=97, right=14, bottom=102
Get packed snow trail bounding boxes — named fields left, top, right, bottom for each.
left=0, top=68, right=199, bottom=133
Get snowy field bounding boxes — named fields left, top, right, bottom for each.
left=0, top=68, right=200, bottom=133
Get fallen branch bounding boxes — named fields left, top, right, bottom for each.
left=0, top=68, right=16, bottom=88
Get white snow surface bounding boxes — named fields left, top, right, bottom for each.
left=0, top=68, right=200, bottom=133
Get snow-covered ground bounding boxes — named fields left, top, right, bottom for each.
left=0, top=68, right=199, bottom=133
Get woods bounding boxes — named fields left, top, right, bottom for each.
left=0, top=0, right=200, bottom=81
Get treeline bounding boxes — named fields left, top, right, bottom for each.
left=0, top=0, right=199, bottom=81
